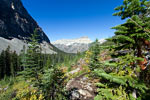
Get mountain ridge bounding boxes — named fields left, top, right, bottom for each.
left=0, top=0, right=50, bottom=43
left=52, top=37, right=106, bottom=53
left=0, top=0, right=59, bottom=54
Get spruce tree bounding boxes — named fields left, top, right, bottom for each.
left=113, top=0, right=150, bottom=19
left=110, top=0, right=150, bottom=70
left=109, top=16, right=148, bottom=69
left=11, top=51, right=19, bottom=77
left=89, top=39, right=101, bottom=71
left=5, top=46, right=11, bottom=76
left=94, top=1, right=150, bottom=99
left=0, top=50, right=5, bottom=79
left=20, top=29, right=42, bottom=85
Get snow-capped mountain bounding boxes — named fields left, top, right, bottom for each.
left=52, top=36, right=92, bottom=46
left=52, top=37, right=106, bottom=53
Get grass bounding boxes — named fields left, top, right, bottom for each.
left=0, top=76, right=30, bottom=100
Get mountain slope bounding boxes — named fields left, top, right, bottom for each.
left=52, top=37, right=106, bottom=53
left=52, top=37, right=92, bottom=53
left=0, top=0, right=49, bottom=43
left=0, top=0, right=57, bottom=54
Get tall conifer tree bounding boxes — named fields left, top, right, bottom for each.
left=21, top=29, right=42, bottom=85
left=110, top=0, right=150, bottom=70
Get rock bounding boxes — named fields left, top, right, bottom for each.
left=82, top=77, right=88, bottom=81
left=66, top=72, right=96, bottom=100
left=66, top=68, right=81, bottom=76
left=0, top=0, right=58, bottom=54
left=66, top=78, right=76, bottom=90
left=78, top=89, right=92, bottom=97
left=71, top=89, right=80, bottom=100
left=109, top=58, right=119, bottom=63
left=4, top=86, right=8, bottom=91
left=132, top=89, right=137, bottom=99
left=0, top=0, right=50, bottom=43
left=85, top=85, right=93, bottom=91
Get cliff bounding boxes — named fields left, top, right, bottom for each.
left=0, top=0, right=50, bottom=43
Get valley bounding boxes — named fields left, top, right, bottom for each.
left=0, top=0, right=150, bottom=100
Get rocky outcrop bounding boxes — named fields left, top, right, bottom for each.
left=0, top=0, right=59, bottom=54
left=66, top=73, right=96, bottom=100
left=66, top=58, right=97, bottom=100
left=0, top=0, right=50, bottom=43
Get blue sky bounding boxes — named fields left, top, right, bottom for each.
left=22, top=0, right=125, bottom=42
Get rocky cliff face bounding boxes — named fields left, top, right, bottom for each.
left=0, top=0, right=50, bottom=43
left=0, top=0, right=58, bottom=54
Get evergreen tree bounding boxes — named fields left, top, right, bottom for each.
left=11, top=51, right=19, bottom=77
left=89, top=39, right=101, bottom=71
left=41, top=66, right=66, bottom=100
left=110, top=0, right=150, bottom=70
left=44, top=55, right=52, bottom=70
left=113, top=0, right=150, bottom=19
left=0, top=50, right=5, bottom=79
left=109, top=16, right=148, bottom=69
left=20, top=45, right=26, bottom=71
left=94, top=1, right=150, bottom=99
left=20, top=29, right=42, bottom=85
left=0, top=48, right=20, bottom=79
left=5, top=46, right=11, bottom=76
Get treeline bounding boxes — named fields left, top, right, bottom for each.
left=0, top=46, right=20, bottom=79
left=0, top=46, right=76, bottom=80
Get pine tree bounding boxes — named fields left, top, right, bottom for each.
left=113, top=0, right=150, bottom=20
left=20, top=45, right=26, bottom=71
left=41, top=66, right=66, bottom=100
left=5, top=46, right=11, bottom=76
left=11, top=51, right=19, bottom=77
left=20, top=29, right=42, bottom=85
left=94, top=1, right=150, bottom=99
left=0, top=50, right=5, bottom=79
left=44, top=55, right=52, bottom=70
left=89, top=39, right=101, bottom=71
left=109, top=16, right=148, bottom=69
left=110, top=0, right=150, bottom=70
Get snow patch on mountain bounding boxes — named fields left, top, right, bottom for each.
left=52, top=37, right=106, bottom=53
left=52, top=36, right=92, bottom=46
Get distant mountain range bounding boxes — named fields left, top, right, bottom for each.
left=52, top=37, right=106, bottom=53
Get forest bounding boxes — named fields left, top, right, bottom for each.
left=0, top=0, right=150, bottom=100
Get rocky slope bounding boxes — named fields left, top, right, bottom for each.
left=65, top=58, right=97, bottom=100
left=0, top=37, right=56, bottom=54
left=0, top=0, right=56, bottom=54
left=52, top=37, right=106, bottom=53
